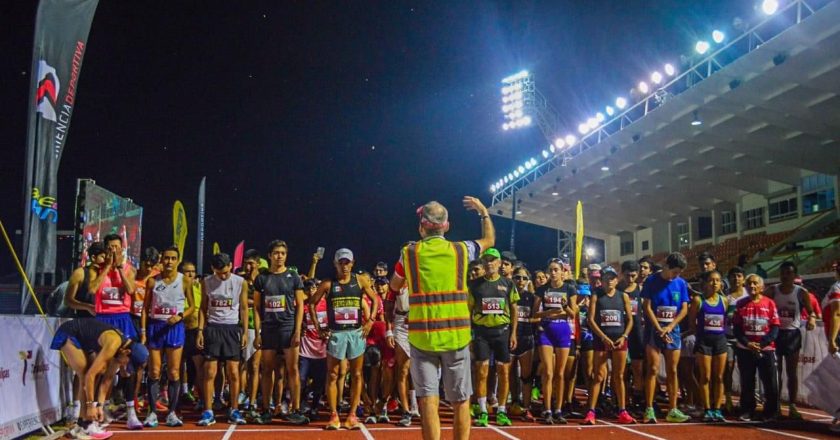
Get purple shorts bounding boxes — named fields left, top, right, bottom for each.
left=537, top=320, right=573, bottom=348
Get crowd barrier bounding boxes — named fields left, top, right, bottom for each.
left=0, top=315, right=72, bottom=440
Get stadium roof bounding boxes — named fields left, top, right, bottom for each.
left=490, top=0, right=840, bottom=239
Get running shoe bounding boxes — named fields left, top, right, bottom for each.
left=324, top=412, right=341, bottom=430
left=68, top=425, right=93, bottom=440
left=377, top=411, right=390, bottom=423
left=365, top=415, right=377, bottom=424
left=542, top=410, right=554, bottom=425
left=470, top=403, right=480, bottom=418
left=387, top=399, right=399, bottom=413
left=286, top=411, right=310, bottom=425
left=84, top=422, right=113, bottom=440
left=228, top=409, right=247, bottom=425
left=197, top=410, right=216, bottom=427
left=474, top=412, right=489, bottom=427
left=712, top=409, right=725, bottom=422
left=531, top=387, right=541, bottom=402
left=255, top=410, right=272, bottom=425
left=237, top=392, right=247, bottom=406
left=339, top=401, right=351, bottom=413
left=617, top=409, right=636, bottom=424
left=183, top=390, right=197, bottom=404
left=155, top=401, right=169, bottom=413
left=702, top=410, right=715, bottom=423
left=521, top=410, right=536, bottom=423
left=246, top=408, right=261, bottom=422
left=787, top=404, right=803, bottom=420
left=582, top=409, right=597, bottom=425
left=126, top=412, right=143, bottom=430
left=643, top=407, right=657, bottom=424
left=553, top=410, right=568, bottom=424
left=398, top=412, right=412, bottom=427
left=165, top=412, right=184, bottom=427
left=344, top=415, right=363, bottom=430
left=666, top=408, right=690, bottom=423
left=739, top=412, right=756, bottom=422
left=142, top=412, right=158, bottom=428
left=496, top=412, right=512, bottom=426
left=509, top=402, right=524, bottom=417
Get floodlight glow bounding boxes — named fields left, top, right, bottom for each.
left=595, top=112, right=605, bottom=123
left=587, top=117, right=599, bottom=130
left=525, top=161, right=533, bottom=170
left=712, top=30, right=725, bottom=44
left=554, top=138, right=565, bottom=148
left=507, top=173, right=514, bottom=180
left=578, top=123, right=590, bottom=134
left=585, top=247, right=595, bottom=257
left=695, top=40, right=710, bottom=55
left=552, top=191, right=559, bottom=196
left=615, top=97, right=627, bottom=109
left=664, top=63, right=676, bottom=76
left=565, top=134, right=576, bottom=146
left=517, top=166, right=525, bottom=173
left=651, top=71, right=663, bottom=84
left=530, top=158, right=538, bottom=166
left=542, top=150, right=549, bottom=159
left=513, top=169, right=520, bottom=178
left=522, top=116, right=532, bottom=125
left=605, top=106, right=615, bottom=116
left=502, top=123, right=509, bottom=130
left=490, top=184, right=496, bottom=192
left=762, top=0, right=779, bottom=15
left=549, top=144, right=556, bottom=153
left=638, top=81, right=650, bottom=94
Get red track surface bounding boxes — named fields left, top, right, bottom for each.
left=98, top=404, right=837, bottom=440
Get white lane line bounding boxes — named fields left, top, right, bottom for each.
left=487, top=426, right=520, bottom=440
left=221, top=424, right=236, bottom=440
left=756, top=427, right=820, bottom=440
left=599, top=420, right=668, bottom=440
left=359, top=423, right=375, bottom=440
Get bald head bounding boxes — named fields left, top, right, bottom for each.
left=419, top=201, right=449, bottom=236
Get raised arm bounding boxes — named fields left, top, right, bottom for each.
left=463, top=196, right=495, bottom=251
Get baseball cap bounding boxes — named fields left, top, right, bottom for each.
left=602, top=266, right=619, bottom=279
left=375, top=261, right=388, bottom=270
left=588, top=263, right=602, bottom=278
left=481, top=248, right=501, bottom=260
left=128, top=341, right=149, bottom=367
left=334, top=248, right=354, bottom=262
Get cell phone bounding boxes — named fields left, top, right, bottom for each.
left=316, top=247, right=325, bottom=259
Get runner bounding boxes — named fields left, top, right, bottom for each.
left=732, top=274, right=780, bottom=422
left=140, top=246, right=196, bottom=427
left=362, top=276, right=395, bottom=424
left=299, top=278, right=327, bottom=420
left=385, top=283, right=417, bottom=427
left=723, top=266, right=748, bottom=413
left=619, top=260, right=646, bottom=410
left=65, top=241, right=104, bottom=319
left=533, top=258, right=578, bottom=424
left=768, top=261, right=816, bottom=419
left=389, top=197, right=494, bottom=440
left=51, top=319, right=149, bottom=440
left=196, top=253, right=250, bottom=426
left=179, top=261, right=203, bottom=410
left=308, top=248, right=379, bottom=430
left=582, top=267, right=636, bottom=425
left=533, top=270, right=548, bottom=289
left=510, top=266, right=538, bottom=422
left=127, top=247, right=159, bottom=427
left=686, top=270, right=728, bottom=422
left=637, top=257, right=654, bottom=288
left=239, top=249, right=262, bottom=416
left=252, top=240, right=309, bottom=425
left=469, top=248, right=519, bottom=428
left=468, top=260, right=485, bottom=281
left=641, top=252, right=691, bottom=424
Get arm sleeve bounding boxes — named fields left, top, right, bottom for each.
left=734, top=323, right=750, bottom=347
left=394, top=260, right=405, bottom=278
left=760, top=325, right=779, bottom=347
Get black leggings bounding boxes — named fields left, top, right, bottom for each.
left=736, top=348, right=779, bottom=417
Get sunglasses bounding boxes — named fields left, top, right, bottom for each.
left=513, top=275, right=530, bottom=281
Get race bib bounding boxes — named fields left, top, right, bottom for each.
left=744, top=317, right=768, bottom=336
left=102, top=287, right=124, bottom=305
left=153, top=304, right=178, bottom=320
left=517, top=306, right=531, bottom=322
left=600, top=309, right=622, bottom=327
left=778, top=308, right=794, bottom=327
left=544, top=291, right=566, bottom=309
left=210, top=298, right=234, bottom=309
left=656, top=305, right=677, bottom=323
left=481, top=297, right=505, bottom=315
left=265, top=295, right=286, bottom=313
left=307, top=311, right=328, bottom=330
left=132, top=300, right=145, bottom=316
left=335, top=307, right=360, bottom=325
left=630, top=300, right=639, bottom=315
left=704, top=313, right=724, bottom=332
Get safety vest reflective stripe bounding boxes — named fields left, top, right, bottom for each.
left=406, top=244, right=421, bottom=293
left=409, top=291, right=469, bottom=305
left=408, top=318, right=472, bottom=332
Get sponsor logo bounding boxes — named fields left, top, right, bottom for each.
left=36, top=41, right=86, bottom=160
left=35, top=60, right=60, bottom=122
left=16, top=416, right=41, bottom=432
left=0, top=367, right=10, bottom=382
left=19, top=351, right=32, bottom=386
left=31, top=187, right=58, bottom=224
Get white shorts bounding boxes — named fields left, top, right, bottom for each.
left=394, top=314, right=411, bottom=358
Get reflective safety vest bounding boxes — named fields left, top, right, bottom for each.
left=402, top=236, right=471, bottom=352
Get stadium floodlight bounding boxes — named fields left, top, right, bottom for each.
left=525, top=161, right=533, bottom=170
left=595, top=112, right=605, bottom=123
left=664, top=63, right=676, bottom=76
left=530, top=158, right=538, bottom=167
left=712, top=30, right=725, bottom=44
left=502, top=123, right=510, bottom=130
left=490, top=184, right=496, bottom=192
left=615, top=97, right=628, bottom=109
left=501, top=70, right=529, bottom=84
left=554, top=138, right=565, bottom=149
left=695, top=40, right=711, bottom=55
left=503, top=176, right=509, bottom=184
left=549, top=144, right=556, bottom=153
left=542, top=150, right=549, bottom=159
left=513, top=169, right=520, bottom=178
left=578, top=123, right=590, bottom=134
left=587, top=117, right=599, bottom=130
left=638, top=81, right=650, bottom=94
left=564, top=134, right=576, bottom=146
left=605, top=106, right=615, bottom=116
left=522, top=116, right=532, bottom=126
left=651, top=71, right=663, bottom=84
left=585, top=247, right=595, bottom=257
left=507, top=173, right=514, bottom=180
left=762, top=0, right=779, bottom=15
left=517, top=165, right=525, bottom=173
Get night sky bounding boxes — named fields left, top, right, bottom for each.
left=1, top=0, right=745, bottom=278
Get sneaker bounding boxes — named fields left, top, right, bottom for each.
left=643, top=407, right=657, bottom=424
left=510, top=402, right=524, bottom=417
left=521, top=410, right=536, bottom=423
left=542, top=410, right=554, bottom=425
left=237, top=393, right=247, bottom=406
left=409, top=409, right=420, bottom=419
left=126, top=412, right=143, bottom=430
left=197, top=410, right=216, bottom=427
left=69, top=425, right=93, bottom=440
left=338, top=401, right=351, bottom=414
left=286, top=411, right=310, bottom=426
left=308, top=407, right=319, bottom=420
left=228, top=409, right=247, bottom=425
left=583, top=409, right=597, bottom=425
left=553, top=410, right=568, bottom=424
left=496, top=412, right=512, bottom=426
left=100, top=407, right=115, bottom=427
left=142, top=412, right=158, bottom=428
left=247, top=408, right=260, bottom=422
left=702, top=410, right=715, bottom=423
left=474, top=412, right=489, bottom=427
left=280, top=401, right=290, bottom=417
left=325, top=412, right=341, bottom=430
left=470, top=403, right=480, bottom=418
left=166, top=412, right=184, bottom=427
left=377, top=412, right=390, bottom=423
left=787, top=405, right=803, bottom=420
left=713, top=409, right=726, bottom=422
left=666, top=408, right=691, bottom=423
left=387, top=399, right=399, bottom=413
left=255, top=410, right=272, bottom=425
left=155, top=401, right=169, bottom=413
left=398, top=412, right=412, bottom=427
left=739, top=412, right=756, bottom=422
left=531, top=387, right=541, bottom=402
left=344, top=415, right=363, bottom=430
left=84, top=422, right=113, bottom=440
left=365, top=415, right=377, bottom=424
left=355, top=406, right=365, bottom=418
left=183, top=390, right=197, bottom=404
left=617, top=409, right=636, bottom=424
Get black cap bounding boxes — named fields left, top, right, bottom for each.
left=210, top=252, right=231, bottom=269
left=501, top=251, right=517, bottom=262
left=375, top=261, right=388, bottom=270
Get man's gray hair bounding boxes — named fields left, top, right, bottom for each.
left=420, top=201, right=449, bottom=231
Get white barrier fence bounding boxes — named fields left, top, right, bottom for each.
left=0, top=315, right=72, bottom=440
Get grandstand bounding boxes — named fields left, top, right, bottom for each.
left=490, top=0, right=840, bottom=280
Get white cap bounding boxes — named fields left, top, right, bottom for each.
left=334, top=248, right=354, bottom=262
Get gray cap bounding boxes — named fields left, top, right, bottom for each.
left=334, top=248, right=354, bottom=262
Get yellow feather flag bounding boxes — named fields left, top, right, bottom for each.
left=212, top=242, right=221, bottom=255
left=574, top=201, right=584, bottom=279
left=172, top=200, right=188, bottom=261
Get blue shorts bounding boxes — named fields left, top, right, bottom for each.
left=645, top=326, right=682, bottom=351
left=537, top=320, right=572, bottom=348
left=147, top=320, right=186, bottom=349
left=50, top=330, right=82, bottom=351
left=327, top=328, right=366, bottom=360
left=96, top=312, right=138, bottom=340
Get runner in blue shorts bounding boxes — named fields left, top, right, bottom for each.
left=641, top=252, right=691, bottom=424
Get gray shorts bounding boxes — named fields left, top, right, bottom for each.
left=410, top=344, right=472, bottom=403
left=394, top=314, right=411, bottom=358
